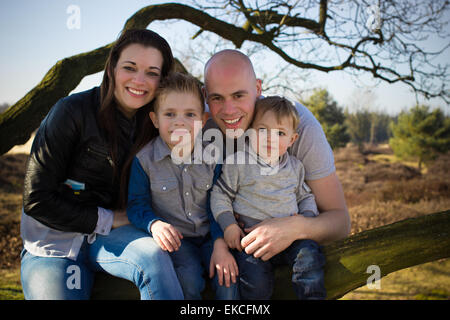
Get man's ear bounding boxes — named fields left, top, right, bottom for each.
left=201, top=85, right=207, bottom=100
left=202, top=112, right=210, bottom=126
left=256, top=78, right=262, bottom=96
left=149, top=111, right=159, bottom=128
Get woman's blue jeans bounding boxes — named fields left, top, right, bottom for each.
left=20, top=224, right=184, bottom=300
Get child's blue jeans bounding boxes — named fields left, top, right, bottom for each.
left=235, top=239, right=326, bottom=300
left=169, top=234, right=239, bottom=300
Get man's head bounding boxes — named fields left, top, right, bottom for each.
left=203, top=49, right=262, bottom=138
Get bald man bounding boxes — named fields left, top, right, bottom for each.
left=203, top=50, right=350, bottom=267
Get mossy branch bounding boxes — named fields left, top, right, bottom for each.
left=91, top=210, right=450, bottom=299
left=323, top=210, right=450, bottom=299
left=0, top=44, right=112, bottom=155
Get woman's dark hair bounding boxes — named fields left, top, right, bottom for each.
left=97, top=29, right=173, bottom=209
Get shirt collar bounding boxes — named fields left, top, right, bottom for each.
left=248, top=142, right=289, bottom=169
left=153, top=136, right=172, bottom=162
left=153, top=136, right=204, bottom=165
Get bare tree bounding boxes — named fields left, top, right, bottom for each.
left=1, top=1, right=448, bottom=154
left=189, top=0, right=449, bottom=101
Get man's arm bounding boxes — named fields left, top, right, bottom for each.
left=305, top=172, right=350, bottom=243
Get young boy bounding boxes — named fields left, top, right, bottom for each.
left=126, top=72, right=238, bottom=300
left=210, top=96, right=326, bottom=299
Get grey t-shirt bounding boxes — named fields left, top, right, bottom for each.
left=289, top=100, right=335, bottom=180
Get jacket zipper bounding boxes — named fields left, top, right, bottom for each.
left=87, top=147, right=115, bottom=168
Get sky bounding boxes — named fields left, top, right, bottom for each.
left=0, top=0, right=449, bottom=116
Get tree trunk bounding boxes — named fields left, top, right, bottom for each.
left=0, top=44, right=112, bottom=155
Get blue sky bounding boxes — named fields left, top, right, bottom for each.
left=0, top=0, right=448, bottom=115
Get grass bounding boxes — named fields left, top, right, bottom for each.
left=341, top=259, right=450, bottom=300
left=368, top=153, right=428, bottom=174
left=0, top=268, right=24, bottom=300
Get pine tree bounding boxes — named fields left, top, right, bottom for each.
left=301, top=89, right=350, bottom=149
left=389, top=105, right=450, bottom=170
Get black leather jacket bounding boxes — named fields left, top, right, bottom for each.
left=23, top=87, right=136, bottom=234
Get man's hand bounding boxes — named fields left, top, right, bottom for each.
left=224, top=224, right=245, bottom=251
left=209, top=238, right=239, bottom=287
left=150, top=220, right=183, bottom=252
left=241, top=216, right=299, bottom=261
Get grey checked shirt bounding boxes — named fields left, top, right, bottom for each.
left=136, top=136, right=216, bottom=237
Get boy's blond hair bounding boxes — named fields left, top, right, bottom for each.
left=153, top=72, right=205, bottom=113
left=253, top=96, right=300, bottom=130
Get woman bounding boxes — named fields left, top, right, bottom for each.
left=20, top=29, right=184, bottom=300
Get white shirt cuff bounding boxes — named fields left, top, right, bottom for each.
left=87, top=207, right=114, bottom=244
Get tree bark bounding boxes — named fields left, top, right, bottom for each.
left=323, top=210, right=450, bottom=299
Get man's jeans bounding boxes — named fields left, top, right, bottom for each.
left=169, top=235, right=239, bottom=300
left=20, top=224, right=184, bottom=300
left=235, top=239, right=326, bottom=299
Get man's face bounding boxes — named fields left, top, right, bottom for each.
left=204, top=61, right=262, bottom=138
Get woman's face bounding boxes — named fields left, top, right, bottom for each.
left=113, top=43, right=164, bottom=118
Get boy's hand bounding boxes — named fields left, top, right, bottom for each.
left=209, top=238, right=239, bottom=287
left=224, top=224, right=245, bottom=251
left=112, top=209, right=130, bottom=229
left=150, top=220, right=183, bottom=252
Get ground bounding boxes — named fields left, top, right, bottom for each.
left=0, top=140, right=448, bottom=300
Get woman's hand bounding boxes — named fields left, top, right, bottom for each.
left=112, top=209, right=130, bottom=229
left=209, top=238, right=239, bottom=287
left=150, top=220, right=183, bottom=252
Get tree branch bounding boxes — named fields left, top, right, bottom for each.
left=323, top=210, right=450, bottom=299
left=90, top=210, right=450, bottom=299
left=1, top=2, right=448, bottom=154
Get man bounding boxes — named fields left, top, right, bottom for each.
left=203, top=49, right=350, bottom=268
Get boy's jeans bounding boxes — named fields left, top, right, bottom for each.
left=20, top=224, right=184, bottom=300
left=169, top=234, right=239, bottom=300
left=235, top=239, right=326, bottom=300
